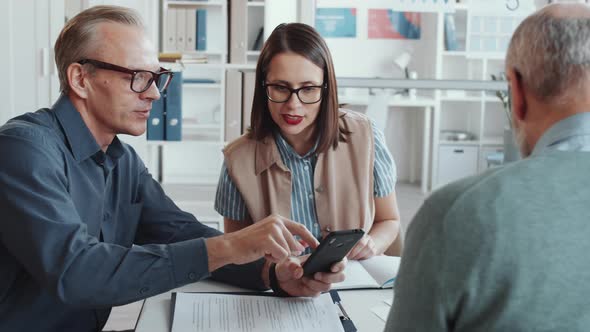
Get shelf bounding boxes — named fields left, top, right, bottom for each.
left=247, top=1, right=265, bottom=7
left=181, top=50, right=226, bottom=57
left=465, top=53, right=506, bottom=60
left=483, top=97, right=502, bottom=103
left=167, top=1, right=224, bottom=7
left=454, top=3, right=469, bottom=11
left=440, top=95, right=482, bottom=102
left=163, top=173, right=219, bottom=185
left=442, top=51, right=468, bottom=57
left=480, top=138, right=504, bottom=146
left=161, top=183, right=217, bottom=201
left=438, top=138, right=504, bottom=146
left=183, top=123, right=221, bottom=130
left=339, top=96, right=436, bottom=108
left=225, top=63, right=257, bottom=70
left=183, top=83, right=221, bottom=89
left=147, top=140, right=223, bottom=146
left=439, top=140, right=480, bottom=146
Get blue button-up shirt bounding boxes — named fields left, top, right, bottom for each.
left=0, top=95, right=265, bottom=332
left=532, top=112, right=590, bottom=155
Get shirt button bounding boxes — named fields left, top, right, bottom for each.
left=304, top=165, right=309, bottom=171
left=188, top=272, right=196, bottom=280
left=315, top=186, right=324, bottom=193
left=308, top=193, right=313, bottom=199
left=103, top=212, right=110, bottom=221
left=140, top=287, right=149, bottom=294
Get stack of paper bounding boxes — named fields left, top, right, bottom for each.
left=170, top=292, right=346, bottom=332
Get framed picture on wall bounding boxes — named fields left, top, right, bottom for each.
left=368, top=9, right=421, bottom=40
left=315, top=8, right=357, bottom=38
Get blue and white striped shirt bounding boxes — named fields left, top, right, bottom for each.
left=215, top=121, right=397, bottom=239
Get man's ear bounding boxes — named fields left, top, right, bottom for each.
left=67, top=63, right=89, bottom=99
left=506, top=68, right=527, bottom=122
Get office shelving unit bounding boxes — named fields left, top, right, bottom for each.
left=431, top=0, right=534, bottom=188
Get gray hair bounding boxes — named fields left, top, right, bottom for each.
left=54, top=5, right=144, bottom=94
left=506, top=8, right=590, bottom=103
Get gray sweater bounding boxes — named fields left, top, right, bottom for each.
left=386, top=112, right=590, bottom=331
left=386, top=150, right=590, bottom=331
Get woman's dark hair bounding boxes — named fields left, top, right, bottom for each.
left=248, top=23, right=347, bottom=153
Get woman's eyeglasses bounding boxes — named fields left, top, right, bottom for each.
left=263, top=83, right=326, bottom=104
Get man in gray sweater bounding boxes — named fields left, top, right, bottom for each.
left=385, top=3, right=590, bottom=331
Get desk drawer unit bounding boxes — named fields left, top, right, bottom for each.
left=176, top=200, right=223, bottom=231
left=437, top=145, right=479, bottom=187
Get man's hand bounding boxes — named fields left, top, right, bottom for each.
left=275, top=256, right=347, bottom=297
left=347, top=234, right=377, bottom=260
left=205, top=214, right=319, bottom=271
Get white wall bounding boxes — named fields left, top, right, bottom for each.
left=0, top=0, right=63, bottom=125
left=316, top=0, right=439, bottom=80
left=83, top=0, right=160, bottom=48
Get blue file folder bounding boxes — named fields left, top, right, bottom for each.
left=164, top=71, right=182, bottom=141
left=196, top=10, right=207, bottom=51
left=147, top=94, right=164, bottom=140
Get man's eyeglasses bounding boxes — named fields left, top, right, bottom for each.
left=78, top=59, right=173, bottom=93
left=264, top=83, right=326, bottom=104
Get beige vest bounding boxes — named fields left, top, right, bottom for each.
left=223, top=110, right=375, bottom=238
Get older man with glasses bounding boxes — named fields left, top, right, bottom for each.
left=0, top=5, right=346, bottom=332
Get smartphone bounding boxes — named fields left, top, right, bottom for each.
left=302, top=229, right=365, bottom=276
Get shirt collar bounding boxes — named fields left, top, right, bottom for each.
left=254, top=135, right=287, bottom=175
left=52, top=94, right=125, bottom=163
left=531, top=112, right=590, bottom=156
left=274, top=131, right=319, bottom=160
left=254, top=131, right=320, bottom=174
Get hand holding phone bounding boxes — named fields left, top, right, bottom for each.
left=302, top=229, right=364, bottom=276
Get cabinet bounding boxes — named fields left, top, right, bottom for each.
left=0, top=0, right=64, bottom=125
left=150, top=0, right=228, bottom=186
left=150, top=62, right=226, bottom=185
left=162, top=0, right=227, bottom=63
left=437, top=144, right=478, bottom=187
left=229, top=0, right=266, bottom=64
left=150, top=0, right=300, bottom=224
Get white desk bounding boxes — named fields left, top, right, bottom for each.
left=134, top=280, right=392, bottom=332
left=340, top=95, right=435, bottom=193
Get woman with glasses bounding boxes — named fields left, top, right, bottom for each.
left=215, top=23, right=402, bottom=260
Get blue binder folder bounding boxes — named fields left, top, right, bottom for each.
left=164, top=71, right=182, bottom=141
left=196, top=10, right=207, bottom=51
left=147, top=93, right=164, bottom=140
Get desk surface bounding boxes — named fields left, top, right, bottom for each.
left=134, top=280, right=392, bottom=332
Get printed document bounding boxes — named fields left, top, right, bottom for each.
left=170, top=292, right=344, bottom=332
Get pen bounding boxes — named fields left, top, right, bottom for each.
left=329, top=290, right=351, bottom=320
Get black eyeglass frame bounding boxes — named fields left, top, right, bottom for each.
left=77, top=59, right=174, bottom=93
left=263, top=82, right=327, bottom=104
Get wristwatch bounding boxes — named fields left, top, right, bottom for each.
left=269, top=263, right=291, bottom=297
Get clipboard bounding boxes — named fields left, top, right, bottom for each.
left=170, top=290, right=357, bottom=332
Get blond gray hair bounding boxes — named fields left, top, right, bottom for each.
left=506, top=7, right=590, bottom=103
left=54, top=5, right=144, bottom=93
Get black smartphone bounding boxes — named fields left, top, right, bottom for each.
left=302, top=229, right=365, bottom=276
